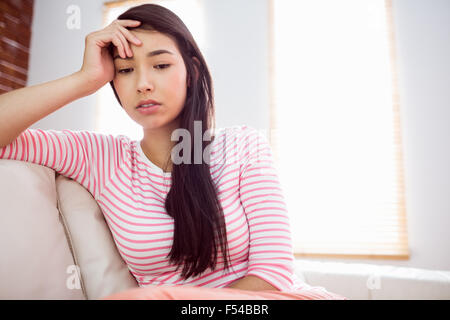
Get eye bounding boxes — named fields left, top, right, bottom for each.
left=155, top=64, right=170, bottom=70
left=117, top=68, right=132, bottom=74
left=117, top=65, right=170, bottom=74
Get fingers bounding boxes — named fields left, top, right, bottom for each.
left=118, top=25, right=142, bottom=46
left=115, top=19, right=141, bottom=27
left=111, top=34, right=126, bottom=59
left=115, top=31, right=132, bottom=57
left=110, top=20, right=142, bottom=58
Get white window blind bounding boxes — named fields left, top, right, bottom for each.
left=270, top=0, right=409, bottom=258
left=98, top=0, right=205, bottom=140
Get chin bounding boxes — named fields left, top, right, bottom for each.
left=140, top=119, right=172, bottom=131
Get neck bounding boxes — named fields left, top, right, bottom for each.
left=140, top=121, right=180, bottom=173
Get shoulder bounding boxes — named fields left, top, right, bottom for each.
left=213, top=124, right=262, bottom=143
left=65, top=129, right=132, bottom=146
left=220, top=125, right=270, bottom=148
left=210, top=125, right=271, bottom=164
left=25, top=128, right=128, bottom=141
left=30, top=128, right=134, bottom=152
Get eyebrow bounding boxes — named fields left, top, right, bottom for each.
left=113, top=49, right=174, bottom=60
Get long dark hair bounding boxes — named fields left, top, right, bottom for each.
left=107, top=4, right=233, bottom=279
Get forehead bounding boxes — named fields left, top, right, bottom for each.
left=112, top=30, right=180, bottom=56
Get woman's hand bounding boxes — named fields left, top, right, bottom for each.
left=78, top=19, right=143, bottom=94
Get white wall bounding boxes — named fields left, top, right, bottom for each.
left=202, top=0, right=270, bottom=130
left=28, top=0, right=104, bottom=131
left=27, top=0, right=450, bottom=271
left=389, top=0, right=450, bottom=270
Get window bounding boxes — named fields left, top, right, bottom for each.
left=270, top=0, right=409, bottom=259
left=98, top=0, right=205, bottom=140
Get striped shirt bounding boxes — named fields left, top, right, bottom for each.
left=0, top=124, right=305, bottom=291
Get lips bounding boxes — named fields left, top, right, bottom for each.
left=136, top=99, right=161, bottom=109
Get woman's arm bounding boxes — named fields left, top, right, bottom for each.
left=226, top=275, right=279, bottom=292
left=0, top=19, right=142, bottom=148
left=0, top=72, right=90, bottom=148
left=236, top=126, right=296, bottom=292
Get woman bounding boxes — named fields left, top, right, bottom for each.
left=0, top=4, right=345, bottom=300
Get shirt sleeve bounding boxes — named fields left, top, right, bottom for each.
left=0, top=128, right=127, bottom=200
left=238, top=125, right=295, bottom=291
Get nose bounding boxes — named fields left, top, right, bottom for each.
left=136, top=71, right=155, bottom=93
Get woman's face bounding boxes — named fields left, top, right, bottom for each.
left=112, top=30, right=188, bottom=130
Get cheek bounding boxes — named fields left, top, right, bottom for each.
left=112, top=78, right=126, bottom=97
left=166, top=69, right=188, bottom=97
left=169, top=68, right=187, bottom=88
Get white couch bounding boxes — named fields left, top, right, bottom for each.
left=294, top=259, right=450, bottom=300
left=0, top=159, right=449, bottom=300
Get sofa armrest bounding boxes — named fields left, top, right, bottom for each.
left=0, top=160, right=85, bottom=299
left=55, top=174, right=139, bottom=299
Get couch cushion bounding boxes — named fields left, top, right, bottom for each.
left=368, top=265, right=450, bottom=300
left=295, top=259, right=373, bottom=299
left=0, top=160, right=85, bottom=299
left=295, top=259, right=450, bottom=300
left=55, top=174, right=138, bottom=299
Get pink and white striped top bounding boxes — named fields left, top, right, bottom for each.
left=0, top=124, right=305, bottom=291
